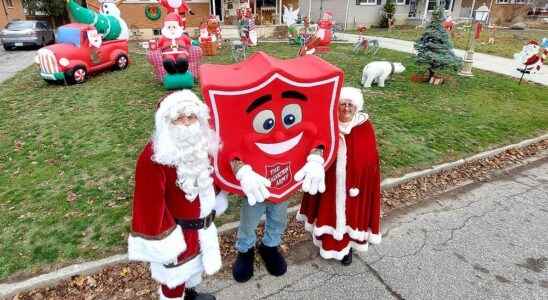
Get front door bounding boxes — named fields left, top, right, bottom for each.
left=211, top=0, right=223, bottom=21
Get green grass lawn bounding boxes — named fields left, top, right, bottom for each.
left=350, top=26, right=547, bottom=59
left=0, top=42, right=547, bottom=281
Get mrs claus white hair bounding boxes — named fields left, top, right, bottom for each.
left=152, top=90, right=219, bottom=201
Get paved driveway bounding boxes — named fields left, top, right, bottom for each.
left=0, top=45, right=37, bottom=83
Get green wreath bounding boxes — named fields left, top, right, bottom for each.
left=145, top=5, right=162, bottom=21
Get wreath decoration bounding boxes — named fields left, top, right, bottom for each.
left=145, top=5, right=162, bottom=21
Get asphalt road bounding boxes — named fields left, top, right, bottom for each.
left=0, top=45, right=37, bottom=84
left=200, top=158, right=548, bottom=299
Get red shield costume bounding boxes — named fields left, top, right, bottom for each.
left=298, top=105, right=381, bottom=259
left=199, top=52, right=343, bottom=202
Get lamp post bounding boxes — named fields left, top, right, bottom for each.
left=458, top=4, right=490, bottom=77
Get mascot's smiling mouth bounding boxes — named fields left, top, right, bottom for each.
left=255, top=132, right=303, bottom=155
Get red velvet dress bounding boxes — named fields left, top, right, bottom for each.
left=298, top=117, right=381, bottom=260
left=128, top=142, right=222, bottom=291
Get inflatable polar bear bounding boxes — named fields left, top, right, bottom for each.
left=361, top=61, right=405, bottom=88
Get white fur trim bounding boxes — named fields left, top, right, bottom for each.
left=311, top=233, right=369, bottom=260
left=151, top=255, right=203, bottom=289
left=334, top=133, right=347, bottom=241
left=128, top=225, right=186, bottom=264
left=348, top=188, right=360, bottom=197
left=159, top=287, right=184, bottom=300
left=186, top=272, right=202, bottom=288
left=340, top=87, right=364, bottom=112
left=197, top=185, right=222, bottom=275
left=297, top=213, right=379, bottom=243
left=368, top=228, right=382, bottom=244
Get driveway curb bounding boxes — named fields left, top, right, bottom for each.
left=1, top=133, right=546, bottom=299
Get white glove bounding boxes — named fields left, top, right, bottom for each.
left=214, top=191, right=229, bottom=216
left=294, top=154, right=325, bottom=195
left=236, top=165, right=271, bottom=206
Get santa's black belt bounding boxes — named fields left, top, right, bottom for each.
left=175, top=210, right=216, bottom=230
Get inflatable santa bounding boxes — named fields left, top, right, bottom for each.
left=159, top=12, right=192, bottom=74
left=160, top=0, right=194, bottom=28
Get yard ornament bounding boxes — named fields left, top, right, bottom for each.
left=298, top=11, right=334, bottom=55
left=514, top=40, right=547, bottom=84
left=199, top=52, right=343, bottom=203
left=160, top=0, right=194, bottom=28
left=361, top=61, right=405, bottom=88
left=283, top=4, right=300, bottom=27
left=238, top=5, right=257, bottom=46
left=67, top=0, right=129, bottom=40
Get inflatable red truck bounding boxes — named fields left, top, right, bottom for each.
left=35, top=23, right=129, bottom=84
left=200, top=52, right=343, bottom=203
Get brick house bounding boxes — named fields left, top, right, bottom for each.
left=0, top=0, right=25, bottom=28
left=83, top=0, right=298, bottom=39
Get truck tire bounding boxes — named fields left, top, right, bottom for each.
left=3, top=44, right=13, bottom=51
left=66, top=66, right=87, bottom=85
left=114, top=54, right=128, bottom=70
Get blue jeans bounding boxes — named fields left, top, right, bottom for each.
left=235, top=200, right=289, bottom=252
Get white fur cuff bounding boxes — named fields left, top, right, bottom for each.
left=367, top=228, right=382, bottom=244
left=128, top=225, right=186, bottom=264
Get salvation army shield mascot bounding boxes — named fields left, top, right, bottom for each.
left=128, top=91, right=227, bottom=300
left=200, top=52, right=343, bottom=282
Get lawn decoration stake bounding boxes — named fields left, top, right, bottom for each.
left=199, top=52, right=343, bottom=202
left=67, top=0, right=129, bottom=40
left=514, top=40, right=547, bottom=84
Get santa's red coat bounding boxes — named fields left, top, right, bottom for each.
left=298, top=117, right=381, bottom=259
left=128, top=142, right=222, bottom=288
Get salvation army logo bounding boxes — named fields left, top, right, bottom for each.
left=265, top=162, right=292, bottom=189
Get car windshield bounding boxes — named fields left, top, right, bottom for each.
left=6, top=21, right=35, bottom=30
left=56, top=27, right=81, bottom=47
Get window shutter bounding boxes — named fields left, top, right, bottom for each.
left=377, top=0, right=382, bottom=5
left=405, top=0, right=410, bottom=4
left=356, top=0, right=361, bottom=4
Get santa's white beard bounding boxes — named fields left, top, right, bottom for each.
left=153, top=123, right=215, bottom=201
left=162, top=27, right=184, bottom=40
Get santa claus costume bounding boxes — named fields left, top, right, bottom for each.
left=128, top=90, right=226, bottom=300
left=159, top=12, right=192, bottom=74
left=297, top=87, right=381, bottom=263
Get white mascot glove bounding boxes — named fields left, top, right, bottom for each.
left=294, top=154, right=325, bottom=195
left=214, top=191, right=229, bottom=216
left=236, top=165, right=271, bottom=206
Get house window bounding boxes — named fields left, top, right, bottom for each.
left=496, top=0, right=511, bottom=3
left=513, top=0, right=526, bottom=3
left=396, top=0, right=406, bottom=4
left=428, top=0, right=452, bottom=10
left=6, top=0, right=14, bottom=7
left=357, top=0, right=377, bottom=5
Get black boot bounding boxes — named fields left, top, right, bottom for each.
left=341, top=249, right=353, bottom=266
left=174, top=58, right=189, bottom=73
left=232, top=247, right=255, bottom=283
left=258, top=243, right=287, bottom=276
left=184, top=288, right=215, bottom=300
left=163, top=59, right=177, bottom=74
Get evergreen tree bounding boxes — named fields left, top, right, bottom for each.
left=414, top=2, right=462, bottom=79
left=380, top=0, right=396, bottom=28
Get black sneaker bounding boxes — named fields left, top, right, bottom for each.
left=232, top=247, right=255, bottom=283
left=258, top=243, right=287, bottom=276
left=184, top=288, right=216, bottom=300
left=341, top=249, right=353, bottom=266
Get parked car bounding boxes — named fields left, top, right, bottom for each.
left=0, top=20, right=55, bottom=50
left=35, top=23, right=129, bottom=84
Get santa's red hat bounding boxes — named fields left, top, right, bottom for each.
left=164, top=12, right=184, bottom=26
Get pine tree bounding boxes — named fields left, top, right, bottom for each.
left=414, top=2, right=462, bottom=79
left=380, top=0, right=396, bottom=28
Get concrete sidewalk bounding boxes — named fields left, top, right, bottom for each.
left=339, top=33, right=548, bottom=86
left=0, top=46, right=36, bottom=84
left=200, top=158, right=548, bottom=299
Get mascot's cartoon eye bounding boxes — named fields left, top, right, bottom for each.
left=281, top=104, right=302, bottom=128
left=253, top=110, right=275, bottom=134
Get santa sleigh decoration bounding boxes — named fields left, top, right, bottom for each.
left=514, top=40, right=547, bottom=84
left=200, top=52, right=343, bottom=203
